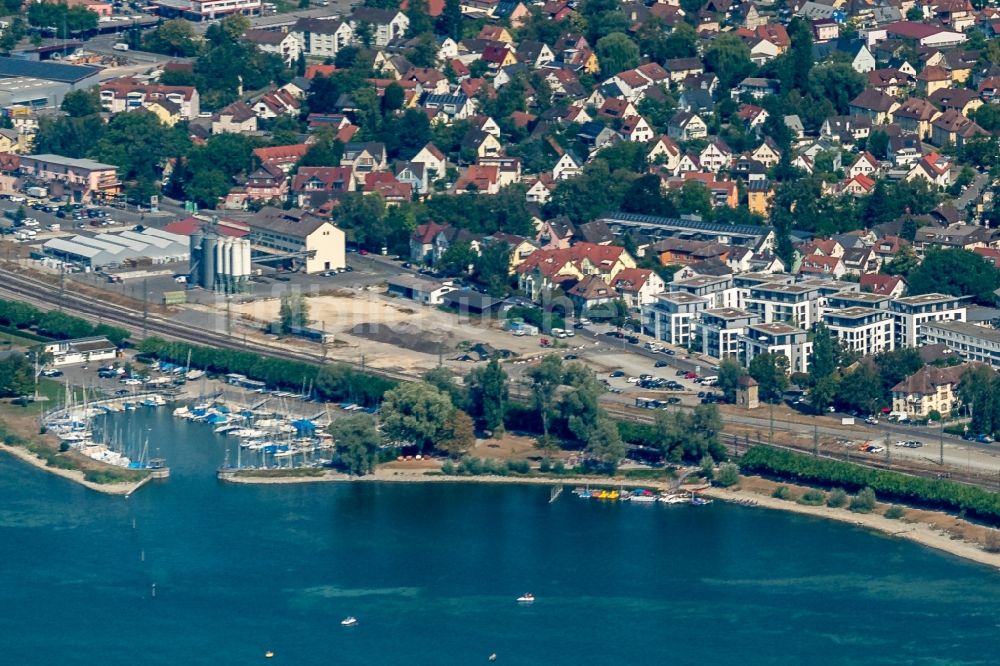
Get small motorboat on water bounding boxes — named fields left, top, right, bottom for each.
left=516, top=593, right=535, bottom=603
left=265, top=651, right=274, bottom=659
left=341, top=616, right=358, bottom=627
left=689, top=496, right=713, bottom=506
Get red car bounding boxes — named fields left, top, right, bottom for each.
left=685, top=372, right=698, bottom=379
left=359, top=249, right=368, bottom=255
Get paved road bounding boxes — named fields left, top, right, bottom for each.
left=953, top=171, right=991, bottom=211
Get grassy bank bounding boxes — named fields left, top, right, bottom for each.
left=0, top=402, right=149, bottom=489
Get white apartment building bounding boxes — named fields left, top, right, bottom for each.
left=733, top=272, right=793, bottom=309
left=695, top=308, right=758, bottom=360
left=642, top=292, right=709, bottom=347
left=744, top=282, right=822, bottom=329
left=825, top=290, right=891, bottom=311
left=293, top=18, right=353, bottom=59
left=889, top=293, right=967, bottom=348
left=920, top=321, right=1000, bottom=368
left=823, top=307, right=895, bottom=357
left=741, top=322, right=813, bottom=374
left=668, top=274, right=737, bottom=309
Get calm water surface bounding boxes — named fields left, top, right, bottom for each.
left=1, top=410, right=998, bottom=665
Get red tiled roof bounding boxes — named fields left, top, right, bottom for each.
left=165, top=216, right=249, bottom=238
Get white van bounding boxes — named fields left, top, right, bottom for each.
left=700, top=376, right=718, bottom=386
left=113, top=43, right=129, bottom=51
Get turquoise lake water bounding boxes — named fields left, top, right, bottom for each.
left=2, top=409, right=999, bottom=665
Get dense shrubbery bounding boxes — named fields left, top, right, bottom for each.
left=0, top=299, right=128, bottom=346
left=740, top=446, right=1000, bottom=524
left=443, top=457, right=533, bottom=476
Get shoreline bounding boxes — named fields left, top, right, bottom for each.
left=222, top=466, right=1000, bottom=570
left=219, top=467, right=675, bottom=489
left=0, top=443, right=150, bottom=496
left=699, top=485, right=1000, bottom=571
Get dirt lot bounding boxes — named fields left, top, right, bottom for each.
left=230, top=289, right=563, bottom=374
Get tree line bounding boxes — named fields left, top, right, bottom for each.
left=0, top=299, right=129, bottom=346
left=740, top=445, right=1000, bottom=525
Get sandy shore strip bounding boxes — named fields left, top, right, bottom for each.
left=219, top=467, right=676, bottom=489
left=0, top=443, right=149, bottom=496
left=700, top=485, right=1000, bottom=571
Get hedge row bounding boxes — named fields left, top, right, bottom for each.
left=0, top=299, right=129, bottom=346
left=740, top=445, right=1000, bottom=524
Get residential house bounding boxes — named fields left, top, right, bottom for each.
left=342, top=142, right=388, bottom=184
left=620, top=115, right=654, bottom=142
left=647, top=135, right=681, bottom=171
left=245, top=163, right=288, bottom=202
left=411, top=143, right=448, bottom=181
left=243, top=29, right=301, bottom=65
left=667, top=111, right=707, bottom=141
left=294, top=18, right=353, bottom=59
left=349, top=7, right=409, bottom=47
left=892, top=97, right=939, bottom=139
left=611, top=267, right=666, bottom=309
left=291, top=166, right=355, bottom=206
left=849, top=88, right=899, bottom=124
left=749, top=139, right=781, bottom=168
left=891, top=364, right=971, bottom=419
left=212, top=101, right=257, bottom=134
left=699, top=138, right=733, bottom=172
left=930, top=109, right=987, bottom=146
left=747, top=179, right=774, bottom=216
left=847, top=151, right=880, bottom=179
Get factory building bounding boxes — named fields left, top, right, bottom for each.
left=40, top=227, right=188, bottom=270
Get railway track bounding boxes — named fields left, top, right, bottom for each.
left=5, top=269, right=1000, bottom=491
left=0, top=270, right=414, bottom=384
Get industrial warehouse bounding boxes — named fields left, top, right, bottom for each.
left=39, top=227, right=188, bottom=270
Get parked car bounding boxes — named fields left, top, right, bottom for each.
left=654, top=360, right=668, bottom=367
left=40, top=369, right=63, bottom=377
left=609, top=370, right=625, bottom=378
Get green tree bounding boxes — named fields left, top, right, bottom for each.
left=143, top=18, right=200, bottom=56
left=330, top=413, right=381, bottom=475
left=596, top=32, right=639, bottom=75
left=467, top=356, right=508, bottom=433
left=60, top=88, right=101, bottom=117
left=867, top=129, right=890, bottom=160
left=472, top=240, right=513, bottom=297
left=807, top=62, right=864, bottom=115
left=704, top=34, right=755, bottom=89
left=438, top=239, right=477, bottom=274
left=834, top=362, right=885, bottom=415
left=0, top=355, right=34, bottom=397
left=527, top=354, right=563, bottom=439
left=422, top=365, right=465, bottom=408
left=883, top=244, right=919, bottom=275
left=809, top=323, right=842, bottom=383
left=405, top=0, right=434, bottom=36
left=380, top=381, right=455, bottom=453
left=585, top=416, right=626, bottom=472
left=278, top=293, right=309, bottom=333
left=748, top=352, right=789, bottom=403
left=437, top=409, right=476, bottom=458
left=716, top=357, right=746, bottom=403
left=908, top=248, right=1000, bottom=305
left=436, top=0, right=463, bottom=40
